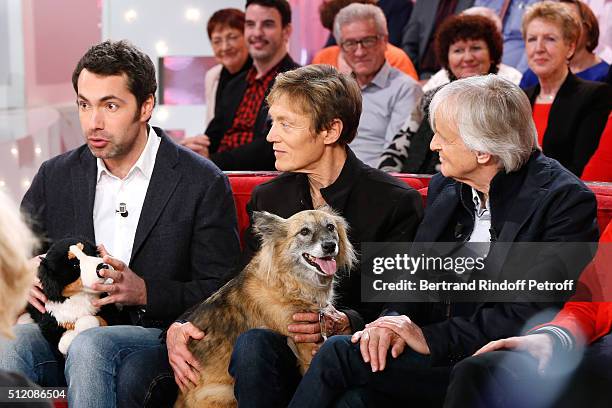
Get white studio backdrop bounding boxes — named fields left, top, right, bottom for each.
left=103, top=0, right=245, bottom=137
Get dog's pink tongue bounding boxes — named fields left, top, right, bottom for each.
left=315, top=258, right=337, bottom=276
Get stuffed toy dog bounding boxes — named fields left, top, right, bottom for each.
left=25, top=238, right=114, bottom=355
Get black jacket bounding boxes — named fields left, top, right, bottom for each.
left=242, top=148, right=424, bottom=331
left=21, top=128, right=241, bottom=328
left=524, top=72, right=612, bottom=176
left=206, top=54, right=300, bottom=170
left=388, top=150, right=599, bottom=366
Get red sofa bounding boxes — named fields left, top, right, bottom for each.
left=227, top=172, right=612, bottom=241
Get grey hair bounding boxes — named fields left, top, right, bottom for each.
left=333, top=3, right=388, bottom=43
left=429, top=75, right=539, bottom=173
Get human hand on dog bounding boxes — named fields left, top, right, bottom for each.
left=288, top=312, right=322, bottom=343
left=28, top=273, right=47, bottom=314
left=288, top=307, right=351, bottom=343
left=91, top=245, right=147, bottom=307
left=167, top=322, right=204, bottom=391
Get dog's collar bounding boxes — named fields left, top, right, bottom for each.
left=318, top=303, right=332, bottom=340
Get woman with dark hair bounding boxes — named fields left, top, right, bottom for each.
left=379, top=14, right=503, bottom=173
left=520, top=0, right=609, bottom=88
left=521, top=1, right=612, bottom=177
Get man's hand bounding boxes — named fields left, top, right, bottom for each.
left=288, top=312, right=322, bottom=343
left=27, top=256, right=46, bottom=313
left=180, top=135, right=210, bottom=158
left=288, top=307, right=351, bottom=343
left=366, top=315, right=430, bottom=355
left=91, top=245, right=147, bottom=307
left=167, top=322, right=205, bottom=391
left=351, top=326, right=405, bottom=372
left=474, top=334, right=554, bottom=374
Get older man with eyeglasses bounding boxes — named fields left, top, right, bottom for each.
left=333, top=3, right=423, bottom=169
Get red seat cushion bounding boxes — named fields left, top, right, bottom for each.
left=227, top=173, right=276, bottom=245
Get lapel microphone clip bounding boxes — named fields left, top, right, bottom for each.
left=116, top=202, right=128, bottom=218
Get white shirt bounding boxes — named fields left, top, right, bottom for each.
left=468, top=188, right=492, bottom=253
left=93, top=127, right=161, bottom=265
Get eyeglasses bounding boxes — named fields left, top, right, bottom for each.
left=340, top=35, right=382, bottom=53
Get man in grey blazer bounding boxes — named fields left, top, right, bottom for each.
left=0, top=40, right=240, bottom=408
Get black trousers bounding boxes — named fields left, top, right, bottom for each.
left=288, top=335, right=451, bottom=408
left=444, top=333, right=612, bottom=408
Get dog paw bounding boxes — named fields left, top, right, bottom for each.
left=59, top=330, right=78, bottom=355
left=74, top=315, right=100, bottom=331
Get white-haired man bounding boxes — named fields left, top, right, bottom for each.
left=287, top=75, right=598, bottom=407
left=334, top=3, right=422, bottom=168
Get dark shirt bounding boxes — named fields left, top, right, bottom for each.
left=217, top=64, right=279, bottom=152
left=214, top=57, right=253, bottom=121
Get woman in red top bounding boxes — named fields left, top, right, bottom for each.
left=522, top=1, right=612, bottom=177
left=444, top=223, right=612, bottom=407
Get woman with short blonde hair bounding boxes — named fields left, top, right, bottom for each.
left=0, top=191, right=37, bottom=338
left=521, top=0, right=612, bottom=177
left=0, top=191, right=49, bottom=407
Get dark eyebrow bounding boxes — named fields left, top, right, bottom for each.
left=246, top=18, right=276, bottom=25
left=77, top=94, right=127, bottom=104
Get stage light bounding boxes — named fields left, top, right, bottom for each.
left=156, top=41, right=169, bottom=56
left=22, top=178, right=31, bottom=189
left=10, top=147, right=18, bottom=157
left=35, top=146, right=42, bottom=156
left=124, top=9, right=138, bottom=23
left=155, top=107, right=169, bottom=122
left=185, top=8, right=201, bottom=22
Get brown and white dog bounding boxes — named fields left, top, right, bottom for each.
left=175, top=208, right=355, bottom=408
